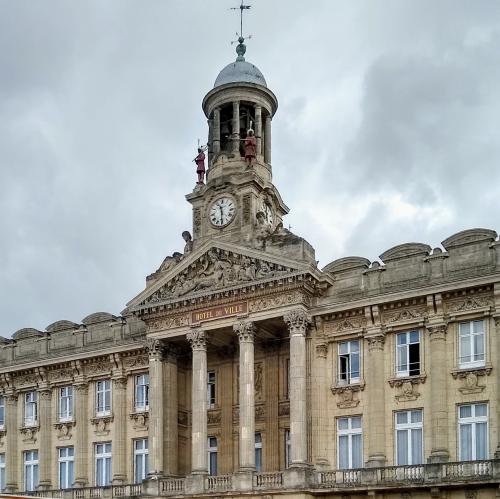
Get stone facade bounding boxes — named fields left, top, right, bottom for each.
left=1, top=40, right=500, bottom=499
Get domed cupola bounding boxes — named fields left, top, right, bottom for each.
left=202, top=38, right=278, bottom=181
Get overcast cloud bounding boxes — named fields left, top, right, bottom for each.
left=1, top=0, right=499, bottom=335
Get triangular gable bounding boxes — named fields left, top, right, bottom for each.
left=126, top=240, right=316, bottom=312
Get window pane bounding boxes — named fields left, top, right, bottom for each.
left=475, top=404, right=487, bottom=417
left=396, top=412, right=408, bottom=425
left=459, top=322, right=470, bottom=336
left=460, top=405, right=472, bottom=419
left=396, top=430, right=408, bottom=465
left=411, top=428, right=423, bottom=464
left=351, top=417, right=362, bottom=429
left=409, top=331, right=419, bottom=343
left=338, top=418, right=348, bottom=430
left=338, top=435, right=348, bottom=469
left=460, top=335, right=471, bottom=364
left=397, top=333, right=407, bottom=345
left=411, top=410, right=422, bottom=423
left=397, top=345, right=407, bottom=372
left=476, top=422, right=487, bottom=460
left=473, top=320, right=484, bottom=333
left=339, top=342, right=348, bottom=354
left=473, top=333, right=485, bottom=361
left=351, top=340, right=359, bottom=353
left=460, top=424, right=472, bottom=460
left=351, top=352, right=360, bottom=379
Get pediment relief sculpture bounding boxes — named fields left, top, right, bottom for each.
left=142, top=248, right=298, bottom=305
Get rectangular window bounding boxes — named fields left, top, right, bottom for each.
left=459, top=320, right=486, bottom=368
left=337, top=416, right=362, bottom=469
left=255, top=432, right=262, bottom=472
left=0, top=397, right=4, bottom=429
left=59, top=387, right=73, bottom=421
left=134, top=375, right=149, bottom=412
left=395, top=410, right=423, bottom=465
left=24, top=450, right=39, bottom=492
left=338, top=340, right=360, bottom=384
left=285, top=430, right=291, bottom=469
left=58, top=447, right=74, bottom=489
left=95, top=443, right=112, bottom=486
left=207, top=371, right=216, bottom=409
left=0, top=453, right=5, bottom=492
left=134, top=439, right=148, bottom=483
left=458, top=403, right=488, bottom=461
left=24, top=391, right=38, bottom=426
left=96, top=380, right=111, bottom=416
left=208, top=437, right=217, bottom=476
left=396, top=331, right=420, bottom=377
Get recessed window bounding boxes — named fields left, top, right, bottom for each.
left=58, top=447, right=74, bottom=489
left=395, top=410, right=423, bottom=465
left=208, top=437, right=218, bottom=476
left=134, top=375, right=149, bottom=412
left=459, top=320, right=485, bottom=369
left=24, top=392, right=38, bottom=426
left=207, top=371, right=216, bottom=409
left=337, top=416, right=362, bottom=469
left=0, top=397, right=5, bottom=429
left=396, top=331, right=420, bottom=377
left=95, top=443, right=112, bottom=486
left=284, top=429, right=291, bottom=469
left=96, top=380, right=111, bottom=416
left=24, top=450, right=39, bottom=492
left=134, top=439, right=148, bottom=483
left=59, top=387, right=73, bottom=422
left=0, top=453, right=5, bottom=492
left=255, top=433, right=262, bottom=472
left=458, top=403, right=488, bottom=461
left=338, top=340, right=360, bottom=385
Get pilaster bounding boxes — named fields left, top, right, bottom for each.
left=5, top=392, right=18, bottom=492
left=38, top=387, right=53, bottom=489
left=111, top=374, right=128, bottom=484
left=74, top=382, right=89, bottom=487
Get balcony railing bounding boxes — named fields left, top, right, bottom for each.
left=18, top=459, right=500, bottom=498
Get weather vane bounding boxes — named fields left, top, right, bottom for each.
left=230, top=0, right=252, bottom=40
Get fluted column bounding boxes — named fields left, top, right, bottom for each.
left=146, top=339, right=165, bottom=476
left=112, top=376, right=127, bottom=484
left=428, top=323, right=449, bottom=462
left=74, top=383, right=89, bottom=487
left=187, top=328, right=208, bottom=474
left=366, top=332, right=386, bottom=467
left=284, top=309, right=310, bottom=467
left=264, top=115, right=272, bottom=164
left=255, top=105, right=262, bottom=157
left=5, top=392, right=18, bottom=492
left=232, top=101, right=240, bottom=154
left=234, top=321, right=256, bottom=471
left=213, top=108, right=221, bottom=156
left=38, top=388, right=53, bottom=489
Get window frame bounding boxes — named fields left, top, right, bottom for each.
left=337, top=416, right=363, bottom=470
left=208, top=437, right=218, bottom=476
left=337, top=339, right=361, bottom=385
left=458, top=320, right=486, bottom=369
left=58, top=446, right=74, bottom=489
left=0, top=453, right=5, bottom=492
left=59, top=386, right=74, bottom=422
left=207, top=371, right=216, bottom=409
left=24, top=450, right=39, bottom=492
left=394, top=409, right=423, bottom=465
left=95, top=380, right=112, bottom=417
left=395, top=330, right=421, bottom=378
left=133, top=438, right=149, bottom=483
left=134, top=374, right=149, bottom=412
left=24, top=391, right=38, bottom=427
left=284, top=429, right=291, bottom=469
left=0, top=396, right=4, bottom=430
left=458, top=403, right=489, bottom=461
left=255, top=432, right=262, bottom=472
left=95, top=442, right=112, bottom=486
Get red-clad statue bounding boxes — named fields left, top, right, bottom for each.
left=243, top=129, right=256, bottom=167
left=194, top=147, right=206, bottom=184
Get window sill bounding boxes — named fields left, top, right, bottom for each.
left=330, top=382, right=365, bottom=394
left=455, top=363, right=490, bottom=373
left=133, top=406, right=149, bottom=413
left=388, top=374, right=427, bottom=387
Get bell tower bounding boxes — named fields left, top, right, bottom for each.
left=186, top=37, right=290, bottom=249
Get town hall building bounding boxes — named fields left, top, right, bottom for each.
left=0, top=34, right=500, bottom=499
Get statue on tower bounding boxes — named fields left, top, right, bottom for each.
left=243, top=128, right=256, bottom=167
left=193, top=146, right=207, bottom=184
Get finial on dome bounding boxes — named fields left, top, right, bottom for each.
left=236, top=36, right=246, bottom=61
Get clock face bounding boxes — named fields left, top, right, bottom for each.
left=209, top=197, right=236, bottom=227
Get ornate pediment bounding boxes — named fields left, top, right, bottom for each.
left=126, top=241, right=325, bottom=313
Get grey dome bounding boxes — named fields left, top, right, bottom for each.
left=214, top=60, right=267, bottom=88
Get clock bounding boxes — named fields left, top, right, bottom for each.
left=261, top=201, right=274, bottom=226
left=209, top=197, right=236, bottom=227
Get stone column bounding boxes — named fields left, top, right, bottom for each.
left=213, top=107, right=221, bottom=156
left=5, top=392, right=18, bottom=492
left=163, top=348, right=179, bottom=476
left=264, top=115, right=272, bottom=165
left=284, top=309, right=310, bottom=467
left=255, top=105, right=262, bottom=157
left=112, top=376, right=128, bottom=484
left=234, top=321, right=256, bottom=471
left=38, top=387, right=53, bottom=489
left=428, top=323, right=449, bottom=462
left=74, top=383, right=89, bottom=487
left=366, top=332, right=386, bottom=467
left=146, top=338, right=165, bottom=476
left=232, top=101, right=240, bottom=154
left=187, top=328, right=208, bottom=474
left=312, top=342, right=329, bottom=467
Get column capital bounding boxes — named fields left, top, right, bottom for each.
left=112, top=376, right=128, bottom=390
left=234, top=321, right=256, bottom=343
left=187, top=328, right=207, bottom=351
left=74, top=382, right=89, bottom=394
left=284, top=309, right=311, bottom=336
left=145, top=337, right=166, bottom=360
left=5, top=392, right=17, bottom=404
left=366, top=333, right=385, bottom=351
left=39, top=388, right=52, bottom=401
left=428, top=323, right=447, bottom=341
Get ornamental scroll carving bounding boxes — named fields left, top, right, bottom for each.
left=234, top=321, right=255, bottom=342
left=186, top=329, right=207, bottom=350
left=451, top=368, right=491, bottom=394
left=383, top=308, right=427, bottom=324
left=54, top=421, right=74, bottom=441
left=149, top=314, right=189, bottom=332
left=283, top=309, right=311, bottom=336
left=20, top=426, right=38, bottom=443
left=143, top=249, right=295, bottom=304
left=388, top=376, right=426, bottom=402
left=130, top=412, right=149, bottom=431
left=446, top=296, right=493, bottom=313
left=330, top=383, right=364, bottom=409
left=249, top=291, right=310, bottom=313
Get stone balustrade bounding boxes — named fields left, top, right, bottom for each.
left=18, top=460, right=500, bottom=498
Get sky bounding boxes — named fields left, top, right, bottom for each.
left=1, top=0, right=500, bottom=336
